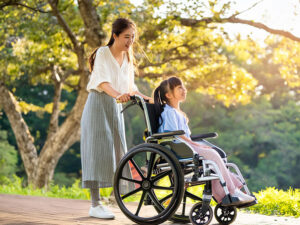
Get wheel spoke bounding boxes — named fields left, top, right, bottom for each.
left=147, top=152, right=156, bottom=179
left=153, top=185, right=174, bottom=190
left=159, top=193, right=173, bottom=204
left=148, top=190, right=164, bottom=211
left=227, top=211, right=235, bottom=220
left=120, top=176, right=142, bottom=184
left=129, top=159, right=145, bottom=180
left=181, top=194, right=187, bottom=216
left=121, top=187, right=142, bottom=200
left=151, top=170, right=172, bottom=182
left=135, top=190, right=147, bottom=216
left=168, top=173, right=174, bottom=186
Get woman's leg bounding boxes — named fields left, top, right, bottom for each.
left=90, top=188, right=100, bottom=207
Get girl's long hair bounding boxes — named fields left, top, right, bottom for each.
left=88, top=18, right=137, bottom=73
left=153, top=77, right=186, bottom=126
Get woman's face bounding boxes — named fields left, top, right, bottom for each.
left=113, top=26, right=135, bottom=52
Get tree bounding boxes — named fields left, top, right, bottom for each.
left=0, top=0, right=299, bottom=188
left=0, top=0, right=103, bottom=188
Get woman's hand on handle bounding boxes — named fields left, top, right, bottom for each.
left=116, top=93, right=131, bottom=103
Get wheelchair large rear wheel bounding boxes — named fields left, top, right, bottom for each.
left=114, top=144, right=184, bottom=224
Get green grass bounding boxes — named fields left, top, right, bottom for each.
left=0, top=176, right=299, bottom=217
left=0, top=175, right=111, bottom=200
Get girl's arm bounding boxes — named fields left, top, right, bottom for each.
left=98, top=82, right=130, bottom=102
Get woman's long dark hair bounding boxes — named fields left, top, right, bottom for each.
left=153, top=77, right=184, bottom=126
left=88, top=18, right=137, bottom=72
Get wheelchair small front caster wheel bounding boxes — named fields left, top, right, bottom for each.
left=189, top=202, right=213, bottom=225
left=214, top=203, right=237, bottom=225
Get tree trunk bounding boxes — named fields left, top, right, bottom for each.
left=0, top=80, right=88, bottom=188
left=0, top=83, right=38, bottom=185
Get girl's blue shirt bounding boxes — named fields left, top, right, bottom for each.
left=158, top=104, right=191, bottom=138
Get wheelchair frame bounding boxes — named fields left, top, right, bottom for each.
left=113, top=95, right=257, bottom=225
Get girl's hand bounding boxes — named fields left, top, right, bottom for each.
left=116, top=93, right=131, bottom=103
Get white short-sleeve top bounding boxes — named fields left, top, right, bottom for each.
left=87, top=46, right=138, bottom=94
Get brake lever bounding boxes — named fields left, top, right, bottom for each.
left=121, top=101, right=136, bottom=113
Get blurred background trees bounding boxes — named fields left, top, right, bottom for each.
left=0, top=0, right=299, bottom=191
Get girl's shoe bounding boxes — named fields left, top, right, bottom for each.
left=232, top=189, right=255, bottom=205
left=89, top=205, right=115, bottom=219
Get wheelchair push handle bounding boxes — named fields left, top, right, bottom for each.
left=118, top=95, right=148, bottom=113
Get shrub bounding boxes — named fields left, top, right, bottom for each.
left=245, top=187, right=300, bottom=217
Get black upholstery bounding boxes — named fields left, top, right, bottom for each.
left=145, top=103, right=160, bottom=134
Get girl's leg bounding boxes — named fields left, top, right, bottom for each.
left=90, top=188, right=100, bottom=207
left=230, top=172, right=243, bottom=189
left=211, top=172, right=243, bottom=202
left=193, top=147, right=236, bottom=202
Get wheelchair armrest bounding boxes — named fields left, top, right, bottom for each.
left=151, top=130, right=185, bottom=139
left=190, top=132, right=218, bottom=141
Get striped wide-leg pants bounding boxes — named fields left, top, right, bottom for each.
left=80, top=90, right=130, bottom=190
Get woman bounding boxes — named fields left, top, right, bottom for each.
left=81, top=18, right=150, bottom=219
left=154, top=76, right=255, bottom=205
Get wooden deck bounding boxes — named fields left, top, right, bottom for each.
left=0, top=194, right=299, bottom=225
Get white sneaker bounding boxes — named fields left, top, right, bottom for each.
left=89, top=205, right=115, bottom=219
left=232, top=189, right=255, bottom=205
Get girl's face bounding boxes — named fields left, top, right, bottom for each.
left=167, top=84, right=187, bottom=102
left=113, top=26, right=135, bottom=52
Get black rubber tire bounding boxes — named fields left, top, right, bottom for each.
left=114, top=143, right=185, bottom=225
left=189, top=202, right=213, bottom=225
left=214, top=204, right=237, bottom=225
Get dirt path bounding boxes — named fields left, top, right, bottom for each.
left=0, top=194, right=299, bottom=225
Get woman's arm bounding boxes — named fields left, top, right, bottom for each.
left=132, top=90, right=154, bottom=103
left=98, top=82, right=130, bottom=102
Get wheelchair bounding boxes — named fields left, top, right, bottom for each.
left=113, top=95, right=257, bottom=225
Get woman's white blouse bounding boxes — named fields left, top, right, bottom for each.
left=87, top=46, right=138, bottom=94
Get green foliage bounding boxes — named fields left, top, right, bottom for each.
left=245, top=187, right=300, bottom=218
left=0, top=175, right=113, bottom=200
left=0, top=130, right=18, bottom=183
left=0, top=175, right=89, bottom=199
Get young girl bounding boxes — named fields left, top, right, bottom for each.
left=154, top=76, right=254, bottom=205
left=81, top=18, right=150, bottom=219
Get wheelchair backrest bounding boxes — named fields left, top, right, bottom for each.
left=144, top=103, right=160, bottom=135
